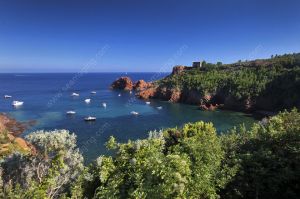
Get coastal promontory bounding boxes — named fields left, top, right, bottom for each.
left=111, top=53, right=300, bottom=114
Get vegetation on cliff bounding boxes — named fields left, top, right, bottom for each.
left=1, top=109, right=299, bottom=198
left=139, top=53, right=300, bottom=112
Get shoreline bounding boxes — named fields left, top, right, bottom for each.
left=0, top=113, right=36, bottom=136
left=0, top=113, right=36, bottom=157
left=110, top=77, right=278, bottom=119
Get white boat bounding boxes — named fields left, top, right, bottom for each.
left=4, top=95, right=12, bottom=99
left=129, top=91, right=132, bottom=94
left=84, top=116, right=96, bottom=121
left=12, top=101, right=24, bottom=107
left=91, top=91, right=97, bottom=94
left=145, top=101, right=151, bottom=105
left=66, top=111, right=76, bottom=115
left=71, top=92, right=79, bottom=97
left=102, top=102, right=107, bottom=108
left=85, top=99, right=91, bottom=103
left=130, top=111, right=139, bottom=115
left=157, top=106, right=163, bottom=110
left=118, top=94, right=121, bottom=97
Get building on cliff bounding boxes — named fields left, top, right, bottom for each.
left=192, top=61, right=202, bottom=68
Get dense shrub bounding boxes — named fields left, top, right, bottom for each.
left=79, top=122, right=227, bottom=199
left=220, top=109, right=300, bottom=199
left=0, top=130, right=84, bottom=198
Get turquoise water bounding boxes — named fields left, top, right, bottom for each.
left=0, top=73, right=256, bottom=162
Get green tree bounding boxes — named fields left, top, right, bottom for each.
left=82, top=122, right=228, bottom=199
left=220, top=109, right=300, bottom=199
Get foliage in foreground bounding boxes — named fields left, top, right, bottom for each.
left=0, top=130, right=84, bottom=198
left=83, top=122, right=225, bottom=199
left=220, top=109, right=300, bottom=198
left=0, top=109, right=300, bottom=198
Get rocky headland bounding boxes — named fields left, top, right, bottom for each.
left=111, top=53, right=300, bottom=114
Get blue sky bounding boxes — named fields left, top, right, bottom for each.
left=0, top=0, right=300, bottom=72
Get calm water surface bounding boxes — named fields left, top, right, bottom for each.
left=0, top=73, right=256, bottom=162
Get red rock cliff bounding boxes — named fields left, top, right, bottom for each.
left=111, top=77, right=134, bottom=90
left=134, top=80, right=152, bottom=91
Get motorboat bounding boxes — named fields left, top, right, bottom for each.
left=157, top=106, right=163, bottom=110
left=71, top=92, right=80, bottom=97
left=91, top=91, right=97, bottom=94
left=12, top=101, right=24, bottom=107
left=84, top=116, right=96, bottom=121
left=85, top=99, right=91, bottom=103
left=118, top=94, right=121, bottom=97
left=129, top=91, right=132, bottom=94
left=145, top=101, right=151, bottom=105
left=130, top=111, right=139, bottom=115
left=66, top=111, right=76, bottom=115
left=4, top=95, right=12, bottom=99
left=102, top=102, right=107, bottom=108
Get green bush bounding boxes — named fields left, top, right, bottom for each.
left=220, top=109, right=300, bottom=199
left=0, top=130, right=84, bottom=199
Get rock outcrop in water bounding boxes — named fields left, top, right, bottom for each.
left=111, top=77, right=153, bottom=91
left=111, top=77, right=134, bottom=90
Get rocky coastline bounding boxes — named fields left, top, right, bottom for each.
left=111, top=75, right=231, bottom=112
left=110, top=64, right=288, bottom=116
left=0, top=114, right=36, bottom=157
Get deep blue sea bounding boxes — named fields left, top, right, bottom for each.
left=0, top=73, right=256, bottom=162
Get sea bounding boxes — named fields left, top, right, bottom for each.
left=0, top=73, right=256, bottom=162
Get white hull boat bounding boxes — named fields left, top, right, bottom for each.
left=66, top=111, right=76, bottom=115
left=12, top=101, right=24, bottom=107
left=102, top=102, right=107, bottom=108
left=130, top=111, right=139, bottom=115
left=84, top=116, right=96, bottom=121
left=4, top=95, right=12, bottom=99
left=157, top=106, right=163, bottom=110
left=71, top=92, right=80, bottom=97
left=85, top=99, right=91, bottom=103
left=145, top=101, right=151, bottom=105
left=91, top=91, right=97, bottom=94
